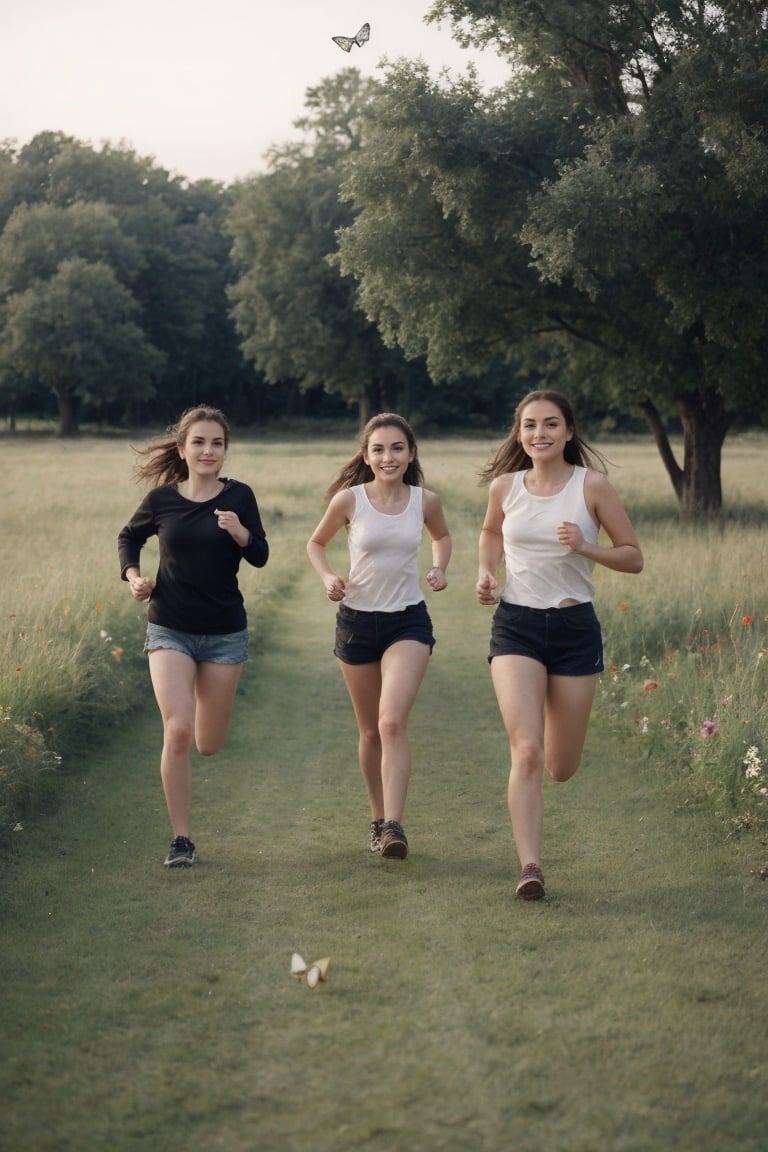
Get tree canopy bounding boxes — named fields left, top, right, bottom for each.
left=226, top=71, right=433, bottom=423
left=1, top=3, right=766, bottom=492
left=0, top=134, right=256, bottom=434
left=1, top=256, right=163, bottom=435
left=335, top=0, right=768, bottom=512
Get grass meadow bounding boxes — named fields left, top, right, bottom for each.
left=1, top=429, right=767, bottom=1151
left=5, top=429, right=765, bottom=845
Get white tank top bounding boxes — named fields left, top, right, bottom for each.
left=500, top=466, right=598, bottom=608
left=343, top=484, right=425, bottom=612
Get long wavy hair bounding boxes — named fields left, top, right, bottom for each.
left=326, top=413, right=425, bottom=500
left=480, top=390, right=608, bottom=482
left=132, top=406, right=231, bottom=487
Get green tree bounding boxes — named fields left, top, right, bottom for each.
left=0, top=199, right=159, bottom=433
left=1, top=257, right=163, bottom=435
left=0, top=200, right=143, bottom=292
left=0, top=135, right=255, bottom=428
left=336, top=1, right=768, bottom=513
left=226, top=70, right=425, bottom=422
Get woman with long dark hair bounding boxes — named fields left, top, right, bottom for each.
left=118, top=406, right=268, bottom=867
left=477, top=391, right=643, bottom=899
left=307, top=413, right=451, bottom=860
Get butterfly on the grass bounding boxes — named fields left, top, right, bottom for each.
left=291, top=951, right=331, bottom=989
left=332, top=22, right=370, bottom=52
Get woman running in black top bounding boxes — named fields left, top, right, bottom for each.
left=118, top=406, right=268, bottom=867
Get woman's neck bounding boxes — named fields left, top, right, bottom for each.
left=523, top=461, right=574, bottom=495
left=177, top=477, right=224, bottom=502
left=366, top=479, right=409, bottom=508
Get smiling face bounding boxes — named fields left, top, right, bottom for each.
left=178, top=419, right=227, bottom=478
left=363, top=424, right=416, bottom=482
left=518, top=399, right=574, bottom=462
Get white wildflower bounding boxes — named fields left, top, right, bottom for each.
left=743, top=746, right=762, bottom=780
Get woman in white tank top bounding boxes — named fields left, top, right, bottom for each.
left=307, top=414, right=452, bottom=860
left=476, top=391, right=643, bottom=900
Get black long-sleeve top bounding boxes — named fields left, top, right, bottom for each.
left=117, top=478, right=269, bottom=634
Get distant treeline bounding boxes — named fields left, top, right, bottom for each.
left=0, top=132, right=551, bottom=438
left=2, top=0, right=767, bottom=516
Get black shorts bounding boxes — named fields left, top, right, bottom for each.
left=334, top=601, right=435, bottom=665
left=489, top=600, right=604, bottom=675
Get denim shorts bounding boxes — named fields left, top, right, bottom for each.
left=334, top=601, right=435, bottom=665
left=489, top=600, right=604, bottom=675
left=144, top=622, right=249, bottom=664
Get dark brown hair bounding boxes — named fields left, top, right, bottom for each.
left=132, top=406, right=231, bottom=487
left=326, top=413, right=425, bottom=500
left=480, top=390, right=608, bottom=482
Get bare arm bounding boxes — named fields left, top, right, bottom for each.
left=476, top=477, right=509, bottom=605
left=423, top=489, right=452, bottom=591
left=557, top=471, right=643, bottom=574
left=306, top=490, right=355, bottom=601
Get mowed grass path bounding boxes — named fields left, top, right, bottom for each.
left=2, top=452, right=767, bottom=1152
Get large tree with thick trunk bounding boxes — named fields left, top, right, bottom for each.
left=335, top=0, right=768, bottom=513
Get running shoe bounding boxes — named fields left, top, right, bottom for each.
left=515, top=862, right=545, bottom=900
left=164, top=835, right=196, bottom=868
left=379, top=820, right=408, bottom=860
left=369, top=818, right=385, bottom=853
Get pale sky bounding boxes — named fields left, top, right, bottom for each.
left=2, top=0, right=510, bottom=185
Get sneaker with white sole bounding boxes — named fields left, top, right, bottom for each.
left=164, top=835, right=196, bottom=867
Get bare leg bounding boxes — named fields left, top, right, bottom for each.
left=491, top=655, right=548, bottom=868
left=337, top=659, right=384, bottom=819
left=378, top=640, right=430, bottom=822
left=193, top=662, right=243, bottom=756
left=491, top=656, right=599, bottom=868
left=148, top=653, right=243, bottom=838
left=338, top=640, right=431, bottom=824
left=544, top=674, right=599, bottom=781
left=148, top=649, right=197, bottom=838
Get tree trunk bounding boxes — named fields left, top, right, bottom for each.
left=639, top=399, right=683, bottom=502
left=640, top=390, right=731, bottom=516
left=357, top=378, right=392, bottom=427
left=53, top=381, right=80, bottom=438
left=677, top=389, right=731, bottom=515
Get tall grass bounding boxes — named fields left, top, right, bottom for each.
left=598, top=543, right=768, bottom=831
left=1, top=440, right=152, bottom=836
left=591, top=438, right=768, bottom=836
left=1, top=430, right=766, bottom=844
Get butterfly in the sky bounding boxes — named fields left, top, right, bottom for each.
left=332, top=22, right=370, bottom=52
left=291, top=951, right=331, bottom=989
